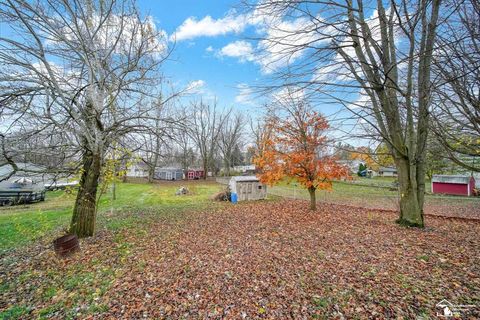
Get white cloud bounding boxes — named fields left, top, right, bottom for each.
left=235, top=83, right=255, bottom=105
left=171, top=11, right=251, bottom=42
left=346, top=89, right=371, bottom=110
left=218, top=41, right=255, bottom=62
left=172, top=6, right=337, bottom=75
left=312, top=8, right=400, bottom=85
left=211, top=13, right=334, bottom=74
left=272, top=86, right=305, bottom=105
left=257, top=16, right=334, bottom=74
left=186, top=80, right=205, bottom=93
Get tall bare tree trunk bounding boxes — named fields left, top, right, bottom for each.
left=70, top=149, right=101, bottom=237
left=149, top=133, right=160, bottom=183
left=224, top=158, right=230, bottom=176
left=147, top=165, right=155, bottom=183
left=308, top=186, right=316, bottom=211
left=202, top=159, right=208, bottom=180
left=396, top=159, right=424, bottom=227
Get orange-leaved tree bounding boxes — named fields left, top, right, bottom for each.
left=254, top=101, right=349, bottom=210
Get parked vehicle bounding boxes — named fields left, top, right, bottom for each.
left=0, top=177, right=46, bottom=206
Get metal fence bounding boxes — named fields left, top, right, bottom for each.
left=215, top=176, right=480, bottom=219
left=267, top=184, right=402, bottom=211
left=215, top=177, right=231, bottom=186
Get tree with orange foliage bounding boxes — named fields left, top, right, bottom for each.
left=254, top=96, right=349, bottom=210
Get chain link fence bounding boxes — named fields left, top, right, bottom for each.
left=216, top=177, right=480, bottom=219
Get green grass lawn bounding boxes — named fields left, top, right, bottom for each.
left=0, top=181, right=224, bottom=252
left=2, top=177, right=477, bottom=253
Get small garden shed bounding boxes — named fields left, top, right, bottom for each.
left=186, top=169, right=204, bottom=180
left=228, top=176, right=267, bottom=201
left=432, top=175, right=475, bottom=196
left=154, top=167, right=183, bottom=181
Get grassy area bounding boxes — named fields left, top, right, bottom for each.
left=3, top=177, right=474, bottom=252
left=0, top=181, right=224, bottom=252
left=0, top=180, right=228, bottom=319
left=0, top=180, right=478, bottom=319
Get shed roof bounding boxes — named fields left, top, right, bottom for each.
left=230, top=175, right=260, bottom=183
left=156, top=167, right=183, bottom=171
left=432, top=175, right=473, bottom=184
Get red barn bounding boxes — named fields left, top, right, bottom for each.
left=432, top=175, right=475, bottom=196
left=186, top=169, right=204, bottom=180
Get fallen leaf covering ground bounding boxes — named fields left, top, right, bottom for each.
left=1, top=200, right=479, bottom=319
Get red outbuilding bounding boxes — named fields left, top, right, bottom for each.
left=186, top=169, right=204, bottom=180
left=431, top=175, right=476, bottom=196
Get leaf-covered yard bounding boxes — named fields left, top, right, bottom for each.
left=1, top=200, right=479, bottom=319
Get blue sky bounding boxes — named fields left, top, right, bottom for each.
left=137, top=0, right=362, bottom=135
left=135, top=2, right=382, bottom=147
left=138, top=0, right=264, bottom=113
left=0, top=0, right=364, bottom=144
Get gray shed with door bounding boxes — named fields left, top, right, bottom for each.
left=154, top=167, right=184, bottom=181
left=228, top=176, right=267, bottom=201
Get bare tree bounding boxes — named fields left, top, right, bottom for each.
left=218, top=112, right=244, bottom=175
left=172, top=128, right=196, bottom=175
left=247, top=0, right=443, bottom=227
left=187, top=100, right=227, bottom=179
left=432, top=0, right=480, bottom=172
left=249, top=112, right=273, bottom=160
left=135, top=90, right=188, bottom=182
left=0, top=0, right=169, bottom=237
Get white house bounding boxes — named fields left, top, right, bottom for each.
left=337, top=159, right=363, bottom=173
left=378, top=167, right=398, bottom=177
left=232, top=164, right=256, bottom=174
left=126, top=162, right=149, bottom=178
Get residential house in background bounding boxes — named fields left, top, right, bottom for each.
left=337, top=159, right=364, bottom=174
left=232, top=164, right=256, bottom=175
left=378, top=167, right=398, bottom=177
left=126, top=162, right=149, bottom=178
